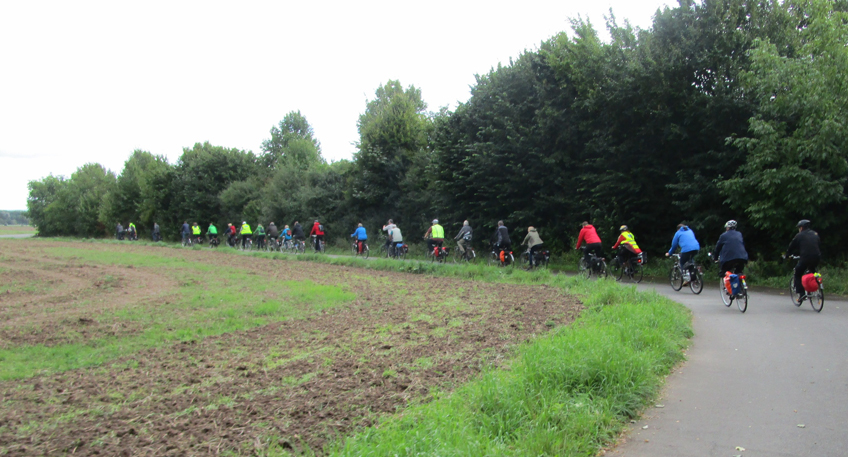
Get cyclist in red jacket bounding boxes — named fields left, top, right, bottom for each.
left=310, top=220, right=325, bottom=252
left=575, top=221, right=603, bottom=265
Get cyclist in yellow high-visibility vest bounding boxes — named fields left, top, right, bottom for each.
left=611, top=225, right=642, bottom=268
left=239, top=221, right=252, bottom=249
left=424, top=219, right=445, bottom=254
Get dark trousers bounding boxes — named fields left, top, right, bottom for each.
left=795, top=258, right=820, bottom=295
left=679, top=250, right=698, bottom=270
left=583, top=243, right=602, bottom=263
left=428, top=239, right=444, bottom=253
left=720, top=259, right=747, bottom=278
left=529, top=244, right=544, bottom=266
left=314, top=235, right=324, bottom=251
left=241, top=235, right=251, bottom=248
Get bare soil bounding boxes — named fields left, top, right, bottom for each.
left=0, top=240, right=583, bottom=456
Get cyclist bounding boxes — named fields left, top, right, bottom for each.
left=454, top=220, right=472, bottom=256
left=226, top=223, right=237, bottom=247
left=665, top=222, right=701, bottom=274
left=310, top=220, right=325, bottom=251
left=390, top=225, right=404, bottom=255
left=382, top=219, right=396, bottom=252
left=282, top=224, right=293, bottom=248
left=611, top=225, right=642, bottom=269
left=268, top=222, right=280, bottom=248
left=784, top=219, right=821, bottom=301
left=191, top=222, right=202, bottom=243
left=424, top=219, right=445, bottom=254
left=292, top=221, right=305, bottom=247
left=181, top=221, right=190, bottom=244
left=575, top=221, right=602, bottom=265
left=127, top=222, right=137, bottom=240
left=711, top=220, right=748, bottom=277
left=206, top=222, right=218, bottom=245
left=521, top=226, right=544, bottom=268
left=491, top=221, right=511, bottom=252
left=255, top=224, right=266, bottom=249
left=152, top=222, right=161, bottom=241
left=116, top=222, right=125, bottom=240
left=239, top=221, right=252, bottom=249
left=351, top=223, right=368, bottom=254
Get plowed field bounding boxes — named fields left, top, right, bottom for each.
left=0, top=239, right=582, bottom=455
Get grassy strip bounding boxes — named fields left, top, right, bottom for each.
left=283, top=255, right=692, bottom=456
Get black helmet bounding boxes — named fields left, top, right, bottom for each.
left=797, top=219, right=811, bottom=229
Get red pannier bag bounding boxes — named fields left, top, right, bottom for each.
left=802, top=273, right=820, bottom=293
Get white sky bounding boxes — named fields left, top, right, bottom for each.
left=0, top=0, right=674, bottom=210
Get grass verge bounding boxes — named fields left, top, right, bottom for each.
left=284, top=255, right=692, bottom=456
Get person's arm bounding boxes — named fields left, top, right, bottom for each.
left=786, top=234, right=799, bottom=255
left=575, top=228, right=585, bottom=249
left=668, top=232, right=680, bottom=255
left=522, top=233, right=530, bottom=246
left=713, top=235, right=724, bottom=261
left=611, top=234, right=623, bottom=250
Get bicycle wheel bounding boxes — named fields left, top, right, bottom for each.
left=380, top=244, right=388, bottom=258
left=631, top=262, right=643, bottom=283
left=689, top=269, right=704, bottom=294
left=720, top=280, right=732, bottom=307
left=810, top=285, right=824, bottom=312
left=609, top=259, right=622, bottom=281
left=789, top=277, right=802, bottom=306
left=319, top=241, right=325, bottom=253
left=599, top=259, right=609, bottom=278
left=363, top=244, right=370, bottom=259
left=737, top=290, right=748, bottom=313
left=670, top=266, right=683, bottom=291
left=578, top=257, right=588, bottom=276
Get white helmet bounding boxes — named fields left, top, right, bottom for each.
left=242, top=221, right=247, bottom=224
left=725, top=220, right=737, bottom=229
left=432, top=219, right=439, bottom=224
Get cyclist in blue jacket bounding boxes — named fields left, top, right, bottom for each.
left=351, top=223, right=368, bottom=254
left=666, top=221, right=701, bottom=269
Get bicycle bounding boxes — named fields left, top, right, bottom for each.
left=489, top=243, right=514, bottom=267
left=290, top=238, right=305, bottom=254
left=390, top=241, right=408, bottom=260
left=578, top=246, right=607, bottom=279
left=788, top=255, right=824, bottom=312
left=379, top=235, right=391, bottom=258
left=352, top=240, right=370, bottom=258
left=208, top=235, right=220, bottom=248
left=240, top=236, right=253, bottom=251
left=521, top=247, right=550, bottom=269
left=431, top=243, right=450, bottom=263
left=609, top=249, right=643, bottom=282
left=453, top=243, right=476, bottom=263
left=668, top=253, right=704, bottom=294
left=710, top=253, right=748, bottom=313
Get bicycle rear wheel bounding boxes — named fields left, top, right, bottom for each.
left=670, top=266, right=683, bottom=291
left=789, top=277, right=802, bottom=306
left=631, top=262, right=643, bottom=283
left=720, top=280, right=732, bottom=307
left=689, top=269, right=704, bottom=294
left=810, top=285, right=824, bottom=312
left=609, top=259, right=622, bottom=281
left=737, top=290, right=748, bottom=313
left=363, top=244, right=370, bottom=259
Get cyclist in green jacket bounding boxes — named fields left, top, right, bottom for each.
left=206, top=223, right=218, bottom=245
left=240, top=221, right=252, bottom=249
left=255, top=224, right=266, bottom=249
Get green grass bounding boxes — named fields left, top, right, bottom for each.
left=0, top=225, right=35, bottom=236
left=0, top=248, right=355, bottom=380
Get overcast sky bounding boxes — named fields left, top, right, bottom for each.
left=0, top=0, right=674, bottom=210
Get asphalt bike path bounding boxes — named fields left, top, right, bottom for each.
left=611, top=278, right=848, bottom=457
left=0, top=234, right=34, bottom=239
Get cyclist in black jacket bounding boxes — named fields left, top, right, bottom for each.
left=785, top=219, right=822, bottom=299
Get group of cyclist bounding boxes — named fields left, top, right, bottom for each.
left=173, top=220, right=325, bottom=251
left=575, top=218, right=821, bottom=300
left=414, top=219, right=546, bottom=267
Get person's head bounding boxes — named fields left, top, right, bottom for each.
left=357, top=223, right=362, bottom=227
left=294, top=221, right=299, bottom=225
left=270, top=222, right=275, bottom=225
left=242, top=221, right=247, bottom=225
left=797, top=219, right=811, bottom=232
left=528, top=226, right=534, bottom=232
left=314, top=220, right=319, bottom=223
left=463, top=220, right=469, bottom=226
left=228, top=223, right=232, bottom=227
left=619, top=225, right=628, bottom=232
left=432, top=219, right=439, bottom=225
left=581, top=221, right=589, bottom=227
left=725, top=220, right=737, bottom=231
left=193, top=222, right=197, bottom=225
left=388, top=219, right=393, bottom=224
left=285, top=225, right=289, bottom=229
left=497, top=220, right=504, bottom=227
left=677, top=221, right=687, bottom=229
left=184, top=221, right=188, bottom=224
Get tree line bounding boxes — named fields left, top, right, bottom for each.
left=27, top=0, right=848, bottom=262
left=0, top=211, right=29, bottom=226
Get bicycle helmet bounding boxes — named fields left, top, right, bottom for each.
left=432, top=219, right=439, bottom=224
left=242, top=221, right=247, bottom=224
left=797, top=219, right=811, bottom=229
left=724, top=220, right=737, bottom=229
left=619, top=225, right=628, bottom=231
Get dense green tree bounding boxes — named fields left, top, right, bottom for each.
left=722, top=0, right=848, bottom=251
left=100, top=150, right=171, bottom=234
left=26, top=175, right=67, bottom=236
left=261, top=111, right=324, bottom=171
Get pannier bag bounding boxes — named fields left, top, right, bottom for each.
left=724, top=272, right=741, bottom=295
left=637, top=252, right=647, bottom=265
left=802, top=273, right=822, bottom=293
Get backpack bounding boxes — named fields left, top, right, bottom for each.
left=319, top=224, right=324, bottom=232
left=463, top=232, right=472, bottom=241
